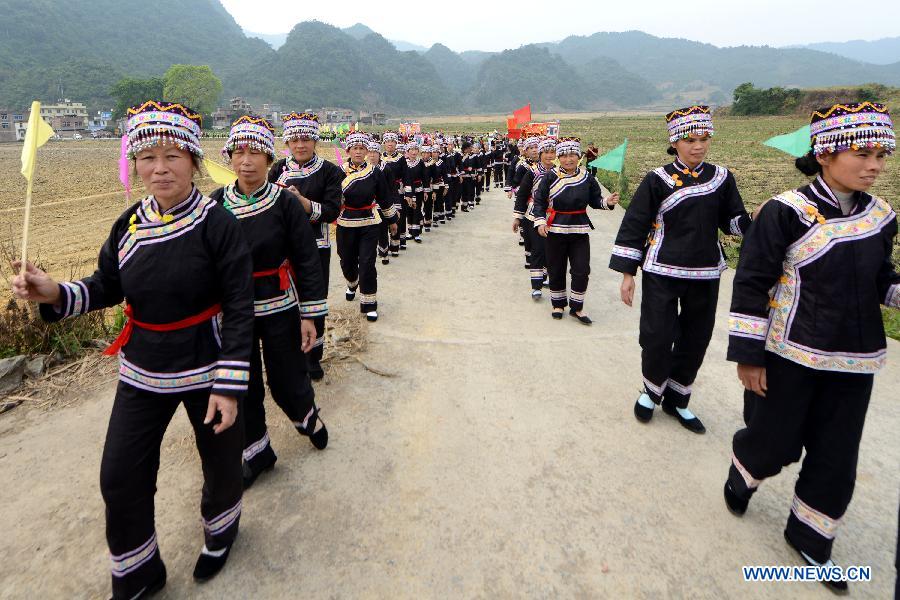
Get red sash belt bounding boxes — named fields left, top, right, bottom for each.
left=546, top=208, right=587, bottom=227
left=104, top=303, right=222, bottom=356
left=253, top=259, right=293, bottom=291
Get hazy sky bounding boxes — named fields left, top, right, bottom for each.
left=220, top=0, right=900, bottom=52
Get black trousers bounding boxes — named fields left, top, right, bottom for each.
left=639, top=272, right=719, bottom=408
left=524, top=222, right=546, bottom=290
left=475, top=172, right=483, bottom=201
left=729, top=352, right=873, bottom=564
left=484, top=167, right=492, bottom=188
left=423, top=191, right=434, bottom=226
left=378, top=219, right=390, bottom=258
left=244, top=308, right=319, bottom=472
left=433, top=187, right=446, bottom=220
left=521, top=218, right=533, bottom=269
left=337, top=224, right=380, bottom=312
left=494, top=164, right=504, bottom=186
left=101, top=383, right=243, bottom=599
left=309, top=247, right=330, bottom=367
left=461, top=179, right=475, bottom=208
left=545, top=232, right=590, bottom=311
left=448, top=179, right=460, bottom=213
left=406, top=193, right=423, bottom=235
left=393, top=191, right=406, bottom=248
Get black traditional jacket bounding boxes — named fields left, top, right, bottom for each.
left=268, top=154, right=343, bottom=250
left=532, top=166, right=614, bottom=233
left=727, top=175, right=899, bottom=373
left=609, top=158, right=750, bottom=279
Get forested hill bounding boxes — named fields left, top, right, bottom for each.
left=2, top=1, right=898, bottom=115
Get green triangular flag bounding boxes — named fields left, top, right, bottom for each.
left=763, top=125, right=811, bottom=158
left=589, top=139, right=628, bottom=173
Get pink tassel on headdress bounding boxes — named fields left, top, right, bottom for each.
left=119, top=134, right=131, bottom=202
left=334, top=148, right=343, bottom=167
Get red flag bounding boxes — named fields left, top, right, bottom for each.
left=513, top=104, right=531, bottom=126
left=506, top=117, right=517, bottom=132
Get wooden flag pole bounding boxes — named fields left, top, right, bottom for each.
left=19, top=176, right=34, bottom=276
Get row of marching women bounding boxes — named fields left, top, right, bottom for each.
left=7, top=100, right=510, bottom=599
left=503, top=102, right=899, bottom=594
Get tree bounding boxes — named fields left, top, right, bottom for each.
left=110, top=76, right=165, bottom=118
left=163, top=65, right=222, bottom=116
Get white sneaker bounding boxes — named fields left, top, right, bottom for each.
left=365, top=311, right=378, bottom=322
left=531, top=289, right=542, bottom=300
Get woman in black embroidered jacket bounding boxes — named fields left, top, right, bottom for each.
left=609, top=105, right=751, bottom=434
left=532, top=137, right=619, bottom=323
left=210, top=116, right=330, bottom=490
left=513, top=137, right=555, bottom=298
left=267, top=112, right=343, bottom=382
left=337, top=132, right=400, bottom=322
left=723, top=102, right=899, bottom=593
left=12, top=101, right=254, bottom=597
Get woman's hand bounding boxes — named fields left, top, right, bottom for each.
left=11, top=261, right=61, bottom=304
left=620, top=273, right=635, bottom=307
left=752, top=199, right=770, bottom=221
left=737, top=364, right=767, bottom=397
left=537, top=224, right=548, bottom=238
left=406, top=196, right=416, bottom=208
left=205, top=393, right=238, bottom=434
left=606, top=193, right=620, bottom=207
left=299, top=318, right=316, bottom=353
left=286, top=185, right=312, bottom=214
left=389, top=223, right=398, bottom=236
left=512, top=219, right=520, bottom=233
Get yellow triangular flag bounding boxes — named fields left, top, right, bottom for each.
left=203, top=159, right=237, bottom=186
left=20, top=101, right=55, bottom=182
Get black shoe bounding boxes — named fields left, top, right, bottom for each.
left=400, top=244, right=407, bottom=250
left=461, top=207, right=469, bottom=212
left=193, top=543, right=233, bottom=583
left=391, top=251, right=399, bottom=257
left=109, top=564, right=166, bottom=600
left=297, top=408, right=328, bottom=450
left=633, top=393, right=655, bottom=423
left=518, top=240, right=525, bottom=246
left=424, top=227, right=431, bottom=232
left=783, top=530, right=849, bottom=595
left=551, top=310, right=564, bottom=320
left=366, top=310, right=378, bottom=322
left=724, top=481, right=748, bottom=516
left=309, top=361, right=324, bottom=381
left=569, top=308, right=592, bottom=325
left=414, top=236, right=422, bottom=243
left=242, top=451, right=276, bottom=490
left=382, top=257, right=390, bottom=265
left=661, top=400, right=706, bottom=434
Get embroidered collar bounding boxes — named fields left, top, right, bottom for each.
left=223, top=181, right=274, bottom=209
left=554, top=166, right=582, bottom=178
left=673, top=157, right=705, bottom=178
left=139, top=186, right=202, bottom=225
left=345, top=161, right=368, bottom=174
left=285, top=154, right=322, bottom=174
left=810, top=175, right=855, bottom=211
left=406, top=158, right=421, bottom=167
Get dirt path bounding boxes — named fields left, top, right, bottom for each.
left=1, top=185, right=898, bottom=599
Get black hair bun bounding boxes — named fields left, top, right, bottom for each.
left=794, top=150, right=822, bottom=176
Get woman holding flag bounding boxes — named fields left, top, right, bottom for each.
left=532, top=137, right=619, bottom=323
left=723, top=101, right=899, bottom=593
left=336, top=132, right=400, bottom=322
left=13, top=100, right=254, bottom=597
left=209, top=115, right=330, bottom=490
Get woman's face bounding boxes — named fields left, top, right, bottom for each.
left=383, top=140, right=397, bottom=153
left=367, top=150, right=380, bottom=164
left=525, top=146, right=539, bottom=160
left=134, top=145, right=195, bottom=203
left=559, top=153, right=580, bottom=171
left=818, top=147, right=888, bottom=192
left=671, top=133, right=711, bottom=167
left=407, top=147, right=419, bottom=161
left=230, top=146, right=271, bottom=187
left=540, top=150, right=556, bottom=168
left=287, top=136, right=317, bottom=164
left=349, top=145, right=367, bottom=164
